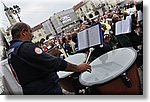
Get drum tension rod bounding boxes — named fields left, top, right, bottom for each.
left=120, top=72, right=132, bottom=88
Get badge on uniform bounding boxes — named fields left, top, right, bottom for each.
left=34, top=47, right=43, bottom=54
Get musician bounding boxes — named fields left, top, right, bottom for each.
left=8, top=22, right=91, bottom=95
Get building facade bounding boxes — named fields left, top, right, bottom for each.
left=32, top=24, right=48, bottom=43
left=53, top=8, right=79, bottom=33
left=73, top=0, right=123, bottom=21
left=2, top=2, right=18, bottom=43
left=2, top=2, right=17, bottom=26
left=41, top=8, right=79, bottom=36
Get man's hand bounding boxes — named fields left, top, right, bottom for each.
left=77, top=63, right=91, bottom=73
left=66, top=63, right=91, bottom=73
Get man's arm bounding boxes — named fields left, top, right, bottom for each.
left=65, top=62, right=91, bottom=73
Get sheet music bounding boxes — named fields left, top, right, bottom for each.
left=88, top=24, right=101, bottom=47
left=115, top=21, right=122, bottom=35
left=77, top=23, right=103, bottom=50
left=122, top=18, right=131, bottom=34
left=115, top=16, right=131, bottom=35
left=77, top=30, right=88, bottom=50
left=138, top=10, right=143, bottom=22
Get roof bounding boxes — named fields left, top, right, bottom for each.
left=32, top=24, right=43, bottom=32
left=73, top=1, right=88, bottom=11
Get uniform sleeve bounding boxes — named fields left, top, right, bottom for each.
left=18, top=42, right=68, bottom=72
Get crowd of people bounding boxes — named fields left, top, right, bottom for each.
left=39, top=1, right=143, bottom=62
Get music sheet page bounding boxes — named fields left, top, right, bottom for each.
left=88, top=24, right=101, bottom=47
left=122, top=18, right=131, bottom=34
left=77, top=30, right=88, bottom=50
left=115, top=21, right=122, bottom=35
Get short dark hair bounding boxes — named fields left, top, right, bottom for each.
left=11, top=22, right=30, bottom=39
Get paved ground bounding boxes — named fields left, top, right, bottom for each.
left=0, top=78, right=4, bottom=94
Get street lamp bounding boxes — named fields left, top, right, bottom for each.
left=9, top=5, right=21, bottom=22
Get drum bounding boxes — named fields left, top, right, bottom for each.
left=58, top=53, right=87, bottom=92
left=79, top=48, right=141, bottom=95
left=48, top=48, right=62, bottom=57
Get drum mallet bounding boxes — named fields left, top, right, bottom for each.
left=85, top=47, right=94, bottom=63
left=85, top=48, right=94, bottom=73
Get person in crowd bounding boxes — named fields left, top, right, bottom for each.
left=67, top=33, right=76, bottom=53
left=8, top=22, right=91, bottom=95
left=71, top=31, right=78, bottom=49
left=62, top=36, right=73, bottom=55
left=39, top=38, right=45, bottom=47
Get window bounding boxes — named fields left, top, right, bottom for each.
left=38, top=33, right=42, bottom=37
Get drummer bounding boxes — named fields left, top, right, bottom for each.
left=8, top=22, right=91, bottom=95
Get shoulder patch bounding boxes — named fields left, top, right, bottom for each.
left=34, top=47, right=43, bottom=54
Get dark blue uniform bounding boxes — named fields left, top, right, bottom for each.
left=8, top=40, right=68, bottom=95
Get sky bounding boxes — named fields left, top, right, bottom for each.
left=0, top=0, right=82, bottom=30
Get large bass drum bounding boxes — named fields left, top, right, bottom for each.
left=79, top=48, right=141, bottom=95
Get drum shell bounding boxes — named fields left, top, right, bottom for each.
left=57, top=53, right=87, bottom=93
left=48, top=48, right=62, bottom=57
left=90, top=64, right=141, bottom=95
left=59, top=76, right=75, bottom=92
left=59, top=73, right=82, bottom=92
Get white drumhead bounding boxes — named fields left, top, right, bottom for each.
left=57, top=53, right=87, bottom=79
left=79, top=48, right=137, bottom=86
